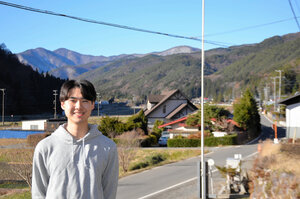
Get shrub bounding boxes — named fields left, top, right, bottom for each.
left=140, top=136, right=152, bottom=147
left=98, top=116, right=126, bottom=138
left=149, top=134, right=157, bottom=145
left=129, top=153, right=166, bottom=171
left=204, top=134, right=237, bottom=146
left=146, top=154, right=166, bottom=165
left=130, top=162, right=149, bottom=170
left=167, top=134, right=238, bottom=147
left=168, top=138, right=201, bottom=147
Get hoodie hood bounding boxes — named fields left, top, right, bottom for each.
left=53, top=124, right=102, bottom=144
left=52, top=124, right=102, bottom=167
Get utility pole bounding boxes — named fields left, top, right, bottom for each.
left=275, top=70, right=282, bottom=111
left=271, top=77, right=278, bottom=112
left=53, top=90, right=58, bottom=119
left=0, top=89, right=5, bottom=125
left=97, top=93, right=100, bottom=117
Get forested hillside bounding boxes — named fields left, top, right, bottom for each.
left=0, top=44, right=65, bottom=116
left=77, top=32, right=300, bottom=100
left=208, top=33, right=300, bottom=100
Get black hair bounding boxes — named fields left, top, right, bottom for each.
left=59, top=79, right=97, bottom=102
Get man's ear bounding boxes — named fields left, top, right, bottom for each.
left=61, top=101, right=65, bottom=110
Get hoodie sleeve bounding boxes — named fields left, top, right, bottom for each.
left=102, top=143, right=119, bottom=199
left=32, top=144, right=50, bottom=199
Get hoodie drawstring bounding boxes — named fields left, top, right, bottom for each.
left=82, top=138, right=89, bottom=168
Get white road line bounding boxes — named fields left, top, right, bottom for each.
left=137, top=177, right=197, bottom=199
left=137, top=150, right=259, bottom=199
left=242, top=151, right=258, bottom=160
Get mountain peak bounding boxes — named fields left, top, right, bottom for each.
left=154, top=46, right=200, bottom=56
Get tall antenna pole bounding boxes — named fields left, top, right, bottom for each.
left=201, top=0, right=206, bottom=198
left=0, top=89, right=5, bottom=125
left=275, top=70, right=282, bottom=111
left=53, top=90, right=58, bottom=119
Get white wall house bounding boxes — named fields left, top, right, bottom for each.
left=158, top=116, right=199, bottom=138
left=279, top=93, right=300, bottom=139
left=22, top=120, right=47, bottom=130
left=145, top=90, right=198, bottom=128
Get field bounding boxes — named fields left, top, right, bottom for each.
left=1, top=137, right=299, bottom=198
left=0, top=138, right=202, bottom=198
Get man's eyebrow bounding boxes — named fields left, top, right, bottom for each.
left=69, top=97, right=86, bottom=100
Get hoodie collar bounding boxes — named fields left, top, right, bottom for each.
left=53, top=124, right=102, bottom=144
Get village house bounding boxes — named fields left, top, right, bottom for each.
left=144, top=89, right=198, bottom=128
left=279, top=93, right=300, bottom=139
left=158, top=115, right=239, bottom=139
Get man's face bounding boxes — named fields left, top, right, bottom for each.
left=61, top=87, right=95, bottom=125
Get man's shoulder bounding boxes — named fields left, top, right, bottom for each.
left=98, top=134, right=116, bottom=148
left=34, top=133, right=58, bottom=151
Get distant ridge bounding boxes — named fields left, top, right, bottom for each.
left=16, top=45, right=201, bottom=78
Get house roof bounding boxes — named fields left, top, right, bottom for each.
left=158, top=116, right=187, bottom=128
left=145, top=89, right=198, bottom=117
left=166, top=103, right=188, bottom=119
left=148, top=95, right=165, bottom=103
left=145, top=89, right=179, bottom=116
left=279, top=93, right=300, bottom=106
left=159, top=116, right=239, bottom=128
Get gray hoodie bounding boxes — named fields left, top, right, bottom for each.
left=32, top=124, right=119, bottom=199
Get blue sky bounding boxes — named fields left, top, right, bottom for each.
left=0, top=0, right=299, bottom=56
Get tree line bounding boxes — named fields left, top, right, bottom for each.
left=0, top=44, right=65, bottom=117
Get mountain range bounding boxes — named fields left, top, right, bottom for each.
left=16, top=32, right=300, bottom=100
left=17, top=46, right=200, bottom=78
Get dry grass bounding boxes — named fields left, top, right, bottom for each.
left=258, top=140, right=300, bottom=176
left=249, top=140, right=300, bottom=198
left=0, top=139, right=27, bottom=147
left=119, top=148, right=202, bottom=177
left=88, top=115, right=131, bottom=125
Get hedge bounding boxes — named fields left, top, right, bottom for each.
left=167, top=134, right=238, bottom=147
left=27, top=132, right=51, bottom=147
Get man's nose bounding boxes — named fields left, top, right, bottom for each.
left=75, top=100, right=82, bottom=108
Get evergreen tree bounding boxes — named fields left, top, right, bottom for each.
left=152, top=120, right=164, bottom=135
left=233, top=89, right=261, bottom=137
left=126, top=110, right=148, bottom=134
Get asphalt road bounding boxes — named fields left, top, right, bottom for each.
left=116, top=114, right=285, bottom=199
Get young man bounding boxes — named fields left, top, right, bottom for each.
left=32, top=80, right=119, bottom=199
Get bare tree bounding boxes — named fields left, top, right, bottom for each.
left=116, top=130, right=143, bottom=172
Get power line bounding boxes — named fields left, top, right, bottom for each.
left=0, top=1, right=229, bottom=47
left=203, top=17, right=300, bottom=37
left=288, top=0, right=300, bottom=31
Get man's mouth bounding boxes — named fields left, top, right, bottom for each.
left=74, top=112, right=84, bottom=117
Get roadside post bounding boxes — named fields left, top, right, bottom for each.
left=273, top=121, right=279, bottom=144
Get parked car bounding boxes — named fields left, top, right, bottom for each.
left=161, top=131, right=170, bottom=136
left=158, top=135, right=169, bottom=146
